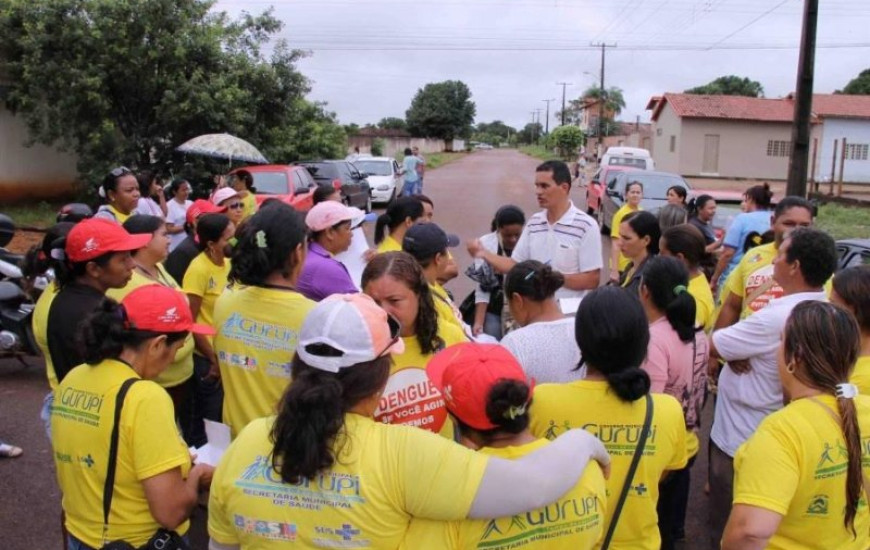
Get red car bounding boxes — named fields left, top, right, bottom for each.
left=229, top=164, right=335, bottom=212
left=585, top=165, right=641, bottom=215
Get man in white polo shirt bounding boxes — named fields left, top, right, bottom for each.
left=705, top=227, right=837, bottom=547
left=467, top=160, right=601, bottom=302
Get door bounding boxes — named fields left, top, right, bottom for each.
left=702, top=134, right=720, bottom=174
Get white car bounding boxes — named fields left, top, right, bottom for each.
left=353, top=157, right=404, bottom=204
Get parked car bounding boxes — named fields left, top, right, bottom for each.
left=586, top=165, right=641, bottom=216
left=599, top=170, right=691, bottom=232
left=228, top=164, right=322, bottom=212
left=600, top=146, right=655, bottom=170
left=299, top=160, right=372, bottom=212
left=354, top=157, right=404, bottom=204
left=836, top=239, right=870, bottom=271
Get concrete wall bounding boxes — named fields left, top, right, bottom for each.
left=650, top=102, right=682, bottom=173
left=816, top=118, right=870, bottom=183
left=347, top=136, right=465, bottom=158
left=0, top=101, right=78, bottom=202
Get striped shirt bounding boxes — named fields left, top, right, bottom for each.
left=510, top=202, right=602, bottom=300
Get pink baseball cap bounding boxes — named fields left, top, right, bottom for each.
left=121, top=284, right=215, bottom=335
left=305, top=201, right=365, bottom=232
left=211, top=187, right=240, bottom=206
left=297, top=293, right=404, bottom=373
left=427, top=343, right=535, bottom=430
left=65, top=218, right=151, bottom=262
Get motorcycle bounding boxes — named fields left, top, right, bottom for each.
left=0, top=213, right=39, bottom=361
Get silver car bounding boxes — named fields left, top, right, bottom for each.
left=354, top=157, right=404, bottom=204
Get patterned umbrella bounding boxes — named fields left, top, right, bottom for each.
left=176, top=133, right=269, bottom=164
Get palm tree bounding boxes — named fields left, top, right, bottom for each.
left=582, top=86, right=626, bottom=116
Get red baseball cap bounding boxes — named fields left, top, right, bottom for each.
left=186, top=199, right=226, bottom=225
left=65, top=218, right=151, bottom=262
left=120, top=284, right=215, bottom=335
left=427, top=343, right=534, bottom=430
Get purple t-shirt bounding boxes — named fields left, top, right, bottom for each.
left=297, top=242, right=358, bottom=302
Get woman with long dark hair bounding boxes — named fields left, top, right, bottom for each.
left=181, top=213, right=234, bottom=446
left=374, top=196, right=425, bottom=253
left=661, top=224, right=715, bottom=331
left=531, top=286, right=688, bottom=549
left=362, top=252, right=465, bottom=436
left=609, top=180, right=643, bottom=283
left=501, top=260, right=581, bottom=384
left=638, top=256, right=709, bottom=549
left=616, top=210, right=661, bottom=294
left=832, top=265, right=870, bottom=395
left=166, top=179, right=192, bottom=252
left=402, top=342, right=607, bottom=548
left=134, top=171, right=168, bottom=218
left=52, top=285, right=214, bottom=550
left=214, top=201, right=315, bottom=438
left=207, top=294, right=610, bottom=550
left=723, top=301, right=870, bottom=549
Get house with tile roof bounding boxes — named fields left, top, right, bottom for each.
left=646, top=93, right=870, bottom=183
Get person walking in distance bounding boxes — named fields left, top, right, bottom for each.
left=402, top=148, right=423, bottom=196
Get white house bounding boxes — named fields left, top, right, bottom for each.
left=812, top=94, right=870, bottom=184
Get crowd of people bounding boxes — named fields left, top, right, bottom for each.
left=7, top=157, right=870, bottom=550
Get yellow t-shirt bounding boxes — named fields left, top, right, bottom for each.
left=688, top=272, right=715, bottom=332
left=182, top=252, right=231, bottom=344
left=724, top=242, right=781, bottom=319
left=213, top=286, right=316, bottom=438
left=401, top=438, right=607, bottom=550
left=374, top=322, right=466, bottom=437
left=110, top=205, right=133, bottom=224
left=240, top=192, right=258, bottom=220
left=733, top=394, right=870, bottom=550
left=851, top=356, right=870, bottom=397
left=530, top=380, right=687, bottom=550
left=106, top=265, right=195, bottom=389
left=33, top=280, right=59, bottom=390
left=208, top=414, right=489, bottom=549
left=611, top=204, right=641, bottom=272
left=430, top=283, right=470, bottom=339
left=377, top=234, right=402, bottom=254
left=51, top=359, right=191, bottom=547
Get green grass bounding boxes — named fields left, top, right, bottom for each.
left=2, top=201, right=63, bottom=229
left=815, top=203, right=870, bottom=240
left=518, top=145, right=563, bottom=162
left=392, top=151, right=467, bottom=170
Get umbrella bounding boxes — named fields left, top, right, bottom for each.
left=176, top=133, right=269, bottom=164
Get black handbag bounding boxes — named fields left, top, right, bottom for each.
left=99, top=379, right=190, bottom=550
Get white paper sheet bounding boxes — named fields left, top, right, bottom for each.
left=335, top=227, right=371, bottom=289
left=190, top=420, right=231, bottom=466
left=559, top=297, right=582, bottom=316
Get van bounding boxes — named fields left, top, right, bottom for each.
left=600, top=147, right=655, bottom=171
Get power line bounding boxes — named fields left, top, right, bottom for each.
left=707, top=0, right=796, bottom=50
left=284, top=41, right=870, bottom=51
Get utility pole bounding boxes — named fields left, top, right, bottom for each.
left=557, top=82, right=573, bottom=126
left=542, top=98, right=556, bottom=135
left=786, top=0, right=819, bottom=198
left=535, top=109, right=543, bottom=142
left=590, top=42, right=617, bottom=159
left=530, top=111, right=537, bottom=143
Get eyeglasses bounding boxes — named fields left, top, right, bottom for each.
left=226, top=202, right=244, bottom=210
left=376, top=315, right=402, bottom=358
left=109, top=166, right=132, bottom=178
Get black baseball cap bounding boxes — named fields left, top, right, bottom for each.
left=402, top=223, right=459, bottom=261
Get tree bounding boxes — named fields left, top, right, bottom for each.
left=685, top=76, right=765, bottom=97
left=0, top=0, right=345, bottom=193
left=517, top=123, right=543, bottom=145
left=405, top=80, right=475, bottom=150
left=377, top=117, right=407, bottom=131
left=474, top=120, right=516, bottom=142
left=838, top=69, right=870, bottom=95
left=547, top=126, right=585, bottom=158
left=581, top=86, right=626, bottom=117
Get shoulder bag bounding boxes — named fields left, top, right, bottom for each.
left=100, top=378, right=190, bottom=550
left=600, top=393, right=654, bottom=550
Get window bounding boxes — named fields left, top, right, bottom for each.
left=766, top=140, right=792, bottom=157
left=846, top=143, right=870, bottom=161
left=669, top=135, right=676, bottom=153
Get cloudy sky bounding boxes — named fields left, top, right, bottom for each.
left=216, top=0, right=868, bottom=131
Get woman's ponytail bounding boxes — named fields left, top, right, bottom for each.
left=374, top=213, right=391, bottom=245
left=642, top=256, right=697, bottom=341
left=605, top=368, right=651, bottom=402
left=838, top=397, right=864, bottom=536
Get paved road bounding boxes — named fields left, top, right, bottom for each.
left=0, top=148, right=712, bottom=549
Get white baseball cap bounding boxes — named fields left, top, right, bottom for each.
left=297, top=294, right=405, bottom=373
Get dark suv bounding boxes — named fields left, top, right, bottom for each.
left=298, top=160, right=372, bottom=212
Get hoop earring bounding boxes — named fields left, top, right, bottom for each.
left=786, top=361, right=796, bottom=374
